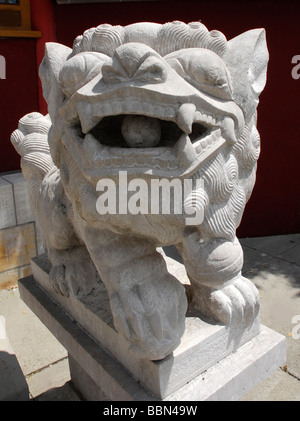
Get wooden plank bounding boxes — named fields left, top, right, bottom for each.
left=0, top=29, right=41, bottom=37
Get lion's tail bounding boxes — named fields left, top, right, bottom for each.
left=11, top=112, right=55, bottom=215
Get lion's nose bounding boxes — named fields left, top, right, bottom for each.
left=102, top=42, right=167, bottom=84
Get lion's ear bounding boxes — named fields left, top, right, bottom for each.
left=39, top=43, right=72, bottom=120
left=223, top=29, right=269, bottom=121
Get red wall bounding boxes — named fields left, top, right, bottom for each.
left=30, top=0, right=56, bottom=114
left=0, top=0, right=299, bottom=237
left=0, top=0, right=55, bottom=173
left=0, top=38, right=39, bottom=172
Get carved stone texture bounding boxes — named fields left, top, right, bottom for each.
left=11, top=21, right=269, bottom=360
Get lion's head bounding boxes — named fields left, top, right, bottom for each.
left=39, top=21, right=268, bottom=242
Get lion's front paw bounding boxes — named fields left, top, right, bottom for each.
left=109, top=273, right=187, bottom=360
left=193, top=276, right=260, bottom=328
left=49, top=247, right=100, bottom=298
left=49, top=264, right=69, bottom=296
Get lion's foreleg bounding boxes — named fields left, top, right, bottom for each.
left=180, top=231, right=259, bottom=328
left=82, top=229, right=187, bottom=360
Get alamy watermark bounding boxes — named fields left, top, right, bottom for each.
left=291, top=315, right=300, bottom=340
left=292, top=55, right=300, bottom=80
left=96, top=171, right=205, bottom=225
left=0, top=55, right=6, bottom=80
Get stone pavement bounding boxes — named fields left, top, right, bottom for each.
left=0, top=234, right=299, bottom=401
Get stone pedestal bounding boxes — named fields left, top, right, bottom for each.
left=17, top=254, right=286, bottom=401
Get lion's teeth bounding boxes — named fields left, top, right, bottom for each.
left=221, top=117, right=237, bottom=144
left=80, top=115, right=103, bottom=134
left=173, top=133, right=197, bottom=168
left=102, top=102, right=112, bottom=115
left=141, top=102, right=152, bottom=115
left=131, top=100, right=140, bottom=113
left=83, top=133, right=100, bottom=158
left=176, top=103, right=196, bottom=134
left=111, top=101, right=123, bottom=114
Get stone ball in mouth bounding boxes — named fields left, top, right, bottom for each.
left=121, top=115, right=161, bottom=148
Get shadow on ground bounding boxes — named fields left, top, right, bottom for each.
left=245, top=258, right=300, bottom=297
left=33, top=381, right=83, bottom=401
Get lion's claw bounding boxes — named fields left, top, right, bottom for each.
left=193, top=276, right=260, bottom=328
left=48, top=246, right=100, bottom=298
left=109, top=273, right=187, bottom=360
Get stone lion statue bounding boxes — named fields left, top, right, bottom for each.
left=11, top=21, right=268, bottom=360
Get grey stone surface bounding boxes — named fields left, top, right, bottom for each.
left=0, top=177, right=16, bottom=229
left=2, top=172, right=34, bottom=225
left=69, top=326, right=286, bottom=402
left=0, top=288, right=67, bottom=376
left=241, top=368, right=300, bottom=401
left=68, top=354, right=109, bottom=401
left=240, top=234, right=300, bottom=257
left=30, top=253, right=260, bottom=399
left=241, top=246, right=272, bottom=273
left=244, top=257, right=300, bottom=380
left=34, top=221, right=46, bottom=256
left=166, top=325, right=286, bottom=401
left=27, top=358, right=71, bottom=399
left=0, top=315, right=29, bottom=401
left=18, top=276, right=156, bottom=401
left=279, top=244, right=300, bottom=266
left=14, top=276, right=288, bottom=401
left=34, top=381, right=81, bottom=401
left=0, top=234, right=299, bottom=401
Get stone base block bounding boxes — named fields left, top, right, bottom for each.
left=29, top=254, right=265, bottom=398
left=18, top=274, right=286, bottom=401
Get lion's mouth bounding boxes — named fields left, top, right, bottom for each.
left=87, top=111, right=224, bottom=172
left=61, top=78, right=244, bottom=179
left=64, top=106, right=227, bottom=179
left=90, top=115, right=210, bottom=149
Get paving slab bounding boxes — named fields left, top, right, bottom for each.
left=279, top=244, right=300, bottom=266
left=241, top=368, right=300, bottom=401
left=0, top=288, right=67, bottom=376
left=34, top=382, right=82, bottom=401
left=240, top=234, right=300, bottom=257
left=0, top=315, right=29, bottom=401
left=244, top=257, right=300, bottom=380
left=241, top=246, right=273, bottom=273
left=27, top=358, right=71, bottom=399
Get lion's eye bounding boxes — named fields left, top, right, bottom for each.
left=165, top=48, right=233, bottom=100
left=59, top=52, right=110, bottom=97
